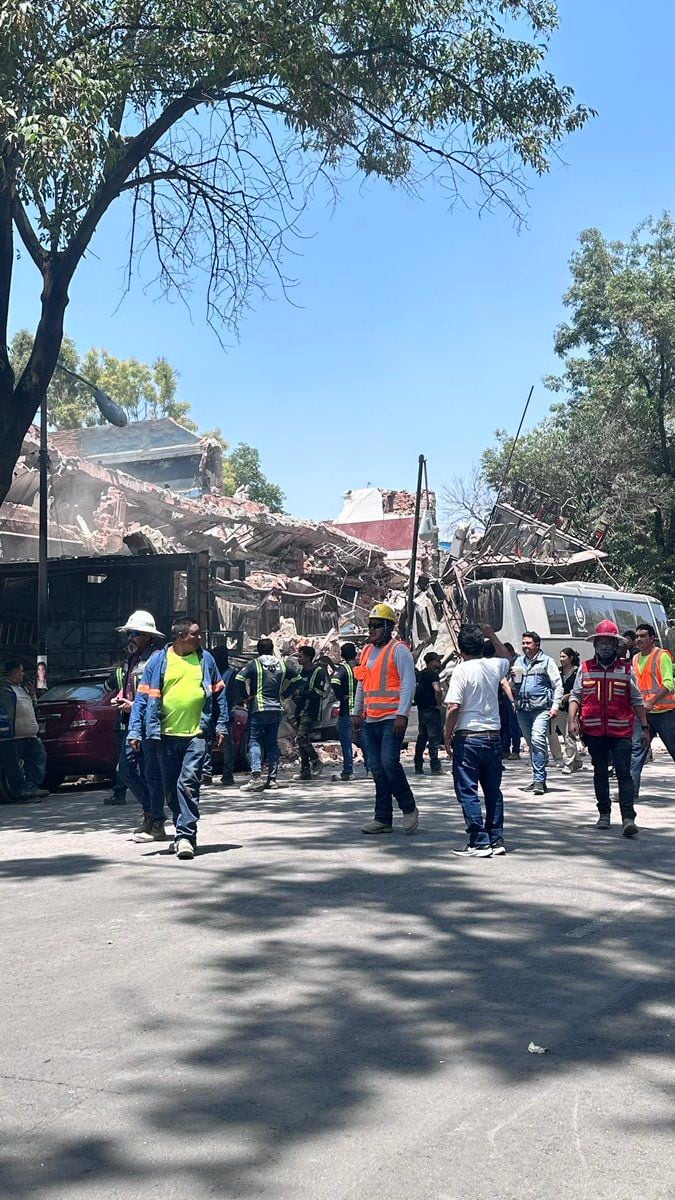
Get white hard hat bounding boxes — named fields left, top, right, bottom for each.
left=117, top=610, right=165, bottom=637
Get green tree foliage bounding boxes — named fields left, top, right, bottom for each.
left=0, top=1, right=591, bottom=503
left=224, top=443, right=285, bottom=512
left=482, top=215, right=675, bottom=605
left=9, top=330, right=195, bottom=429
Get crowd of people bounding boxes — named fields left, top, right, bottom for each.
left=1, top=602, right=673, bottom=859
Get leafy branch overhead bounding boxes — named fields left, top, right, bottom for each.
left=481, top=214, right=675, bottom=606
left=0, top=0, right=590, bottom=506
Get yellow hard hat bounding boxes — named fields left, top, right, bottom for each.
left=369, top=602, right=397, bottom=623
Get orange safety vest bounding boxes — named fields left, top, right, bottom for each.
left=634, top=648, right=675, bottom=713
left=354, top=641, right=401, bottom=720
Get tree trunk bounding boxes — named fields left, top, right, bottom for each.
left=0, top=380, right=39, bottom=502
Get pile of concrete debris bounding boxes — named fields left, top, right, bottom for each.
left=0, top=420, right=406, bottom=646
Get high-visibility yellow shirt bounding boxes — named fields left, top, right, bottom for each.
left=161, top=649, right=204, bottom=737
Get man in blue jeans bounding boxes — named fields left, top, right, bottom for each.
left=237, top=638, right=288, bottom=792
left=353, top=603, right=418, bottom=834
left=128, top=619, right=227, bottom=860
left=444, top=624, right=512, bottom=856
left=512, top=631, right=563, bottom=796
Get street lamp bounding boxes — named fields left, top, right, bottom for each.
left=36, top=363, right=127, bottom=691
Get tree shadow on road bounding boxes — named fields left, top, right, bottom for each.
left=1, top=777, right=674, bottom=1197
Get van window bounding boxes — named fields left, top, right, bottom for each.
left=567, top=596, right=616, bottom=638
left=613, top=599, right=654, bottom=635
left=517, top=592, right=549, bottom=635
left=543, top=595, right=570, bottom=635
left=465, top=581, right=504, bottom=631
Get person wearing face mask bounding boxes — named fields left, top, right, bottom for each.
left=353, top=603, right=419, bottom=835
left=568, top=620, right=649, bottom=837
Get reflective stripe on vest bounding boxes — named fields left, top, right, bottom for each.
left=579, top=659, right=634, bottom=737
left=634, top=648, right=675, bottom=713
left=358, top=642, right=400, bottom=719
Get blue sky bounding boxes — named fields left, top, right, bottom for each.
left=9, top=0, right=675, bottom=522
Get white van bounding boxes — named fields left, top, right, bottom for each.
left=463, top=578, right=668, bottom=660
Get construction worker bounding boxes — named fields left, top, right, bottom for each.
left=104, top=611, right=165, bottom=840
left=568, top=620, right=648, bottom=836
left=287, top=645, right=326, bottom=780
left=237, top=637, right=288, bottom=792
left=128, top=619, right=227, bottom=859
left=353, top=603, right=419, bottom=834
left=331, top=641, right=364, bottom=781
left=631, top=621, right=675, bottom=793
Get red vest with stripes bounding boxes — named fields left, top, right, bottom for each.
left=579, top=657, right=634, bottom=739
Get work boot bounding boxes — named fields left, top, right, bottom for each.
left=401, top=807, right=419, bottom=834
left=220, top=776, right=235, bottom=788
left=622, top=817, right=638, bottom=837
left=414, top=767, right=424, bottom=775
left=133, top=821, right=168, bottom=843
left=310, top=760, right=323, bottom=778
left=361, top=819, right=393, bottom=834
left=293, top=771, right=312, bottom=781
left=133, top=813, right=153, bottom=837
left=103, top=794, right=127, bottom=805
left=240, top=773, right=265, bottom=793
left=595, top=813, right=611, bottom=829
left=175, top=838, right=195, bottom=860
left=533, top=781, right=545, bottom=796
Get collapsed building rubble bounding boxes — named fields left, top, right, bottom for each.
left=0, top=425, right=405, bottom=661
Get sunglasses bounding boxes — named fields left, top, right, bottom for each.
left=368, top=620, right=385, bottom=629
left=128, top=630, right=142, bottom=637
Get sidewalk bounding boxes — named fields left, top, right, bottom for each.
left=1, top=754, right=673, bottom=1200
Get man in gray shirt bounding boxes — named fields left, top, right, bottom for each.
left=353, top=603, right=418, bottom=835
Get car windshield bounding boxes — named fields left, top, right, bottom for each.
left=38, top=682, right=106, bottom=703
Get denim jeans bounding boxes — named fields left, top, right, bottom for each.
left=585, top=734, right=635, bottom=820
left=517, top=708, right=550, bottom=782
left=337, top=713, right=354, bottom=777
left=452, top=733, right=504, bottom=847
left=221, top=719, right=236, bottom=783
left=111, top=727, right=128, bottom=801
left=123, top=737, right=164, bottom=822
left=414, top=708, right=443, bottom=772
left=159, top=734, right=206, bottom=844
left=632, top=708, right=675, bottom=794
left=500, top=708, right=522, bottom=755
left=249, top=712, right=281, bottom=781
left=361, top=719, right=416, bottom=824
left=3, top=737, right=47, bottom=796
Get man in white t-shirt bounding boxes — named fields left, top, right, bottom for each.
left=444, top=624, right=511, bottom=857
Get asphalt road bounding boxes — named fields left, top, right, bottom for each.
left=1, top=748, right=673, bottom=1200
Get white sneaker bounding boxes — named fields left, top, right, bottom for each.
left=240, top=775, right=265, bottom=792
left=452, top=844, right=492, bottom=858
left=401, top=808, right=419, bottom=834
left=361, top=819, right=393, bottom=834
left=175, top=838, right=195, bottom=860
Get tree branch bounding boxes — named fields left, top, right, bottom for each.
left=10, top=189, right=47, bottom=270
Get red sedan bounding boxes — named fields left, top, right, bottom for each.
left=37, top=677, right=248, bottom=790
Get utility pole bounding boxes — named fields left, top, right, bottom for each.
left=35, top=364, right=127, bottom=692
left=404, top=454, right=425, bottom=645
left=36, top=393, right=48, bottom=691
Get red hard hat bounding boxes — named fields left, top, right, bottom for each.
left=592, top=619, right=620, bottom=639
